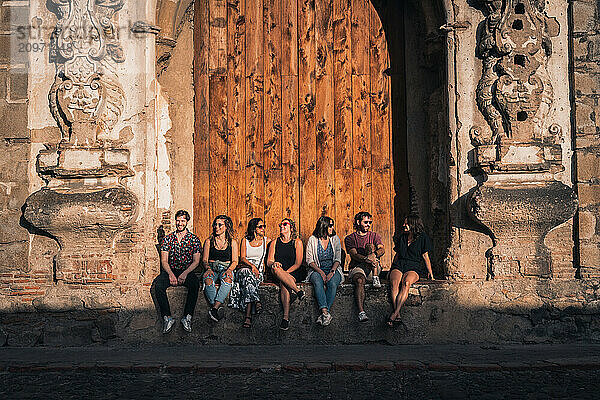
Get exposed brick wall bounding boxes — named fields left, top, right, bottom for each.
left=0, top=1, right=31, bottom=281
left=571, top=0, right=600, bottom=277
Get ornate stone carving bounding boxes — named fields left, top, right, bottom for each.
left=469, top=181, right=577, bottom=278
left=470, top=0, right=561, bottom=173
left=467, top=1, right=577, bottom=278
left=23, top=0, right=137, bottom=284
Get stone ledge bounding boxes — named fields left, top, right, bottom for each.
left=2, top=278, right=600, bottom=346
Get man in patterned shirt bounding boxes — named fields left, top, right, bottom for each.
left=152, top=210, right=202, bottom=333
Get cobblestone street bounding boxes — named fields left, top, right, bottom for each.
left=2, top=344, right=600, bottom=399
left=2, top=369, right=599, bottom=399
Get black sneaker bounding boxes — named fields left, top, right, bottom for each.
left=209, top=307, right=222, bottom=322
left=280, top=318, right=290, bottom=330
left=289, top=291, right=298, bottom=304
left=297, top=290, right=305, bottom=301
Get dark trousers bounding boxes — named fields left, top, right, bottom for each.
left=153, top=269, right=200, bottom=317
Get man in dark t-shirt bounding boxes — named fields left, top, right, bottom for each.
left=344, top=211, right=385, bottom=322
left=152, top=210, right=202, bottom=334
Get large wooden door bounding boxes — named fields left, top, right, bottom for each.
left=193, top=0, right=394, bottom=267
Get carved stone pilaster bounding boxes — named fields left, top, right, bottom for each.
left=467, top=1, right=576, bottom=278
left=23, top=0, right=137, bottom=284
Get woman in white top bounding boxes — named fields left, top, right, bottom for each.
left=305, top=216, right=343, bottom=326
left=229, top=218, right=267, bottom=328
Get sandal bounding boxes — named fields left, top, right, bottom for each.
left=242, top=316, right=252, bottom=329
left=255, top=302, right=263, bottom=315
left=387, top=314, right=397, bottom=327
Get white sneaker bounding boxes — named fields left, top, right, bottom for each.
left=181, top=314, right=192, bottom=332
left=358, top=311, right=369, bottom=322
left=372, top=276, right=381, bottom=288
left=162, top=316, right=175, bottom=333
left=321, top=312, right=332, bottom=326
left=316, top=314, right=323, bottom=325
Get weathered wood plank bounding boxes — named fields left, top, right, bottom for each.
left=194, top=0, right=210, bottom=237
left=281, top=75, right=300, bottom=225
left=245, top=0, right=263, bottom=76
left=299, top=169, right=316, bottom=240
left=352, top=74, right=371, bottom=169
left=193, top=170, right=211, bottom=238
left=264, top=169, right=283, bottom=240
left=370, top=4, right=391, bottom=170
left=372, top=168, right=392, bottom=268
left=227, top=169, right=246, bottom=237
left=245, top=163, right=265, bottom=221
left=298, top=0, right=317, bottom=240
left=281, top=0, right=298, bottom=76
left=263, top=0, right=282, bottom=170
left=351, top=0, right=369, bottom=75
left=227, top=0, right=246, bottom=170
left=316, top=74, right=335, bottom=218
left=315, top=0, right=333, bottom=80
left=194, top=0, right=210, bottom=169
left=333, top=0, right=353, bottom=170
left=209, top=0, right=227, bottom=75
left=334, top=168, right=353, bottom=270
left=352, top=167, right=372, bottom=218
left=245, top=75, right=264, bottom=219
left=209, top=75, right=228, bottom=220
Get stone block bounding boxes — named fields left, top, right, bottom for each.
left=8, top=70, right=27, bottom=101
left=572, top=1, right=597, bottom=34
left=580, top=243, right=600, bottom=267
left=577, top=183, right=600, bottom=208
left=579, top=211, right=597, bottom=239
left=0, top=102, right=27, bottom=138
left=574, top=101, right=595, bottom=131
left=574, top=72, right=600, bottom=96
left=0, top=240, right=28, bottom=273
left=0, top=34, right=9, bottom=65
left=576, top=149, right=600, bottom=181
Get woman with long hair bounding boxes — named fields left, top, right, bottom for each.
left=266, top=218, right=305, bottom=330
left=202, top=215, right=238, bottom=322
left=388, top=214, right=434, bottom=326
left=305, top=216, right=343, bottom=326
left=229, top=217, right=268, bottom=328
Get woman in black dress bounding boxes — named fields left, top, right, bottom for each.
left=388, top=214, right=434, bottom=326
left=266, top=218, right=305, bottom=330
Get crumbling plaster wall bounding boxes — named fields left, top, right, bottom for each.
left=156, top=4, right=195, bottom=232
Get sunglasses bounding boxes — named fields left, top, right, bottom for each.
left=279, top=222, right=290, bottom=227
left=363, top=221, right=373, bottom=225
left=257, top=224, right=266, bottom=229
left=329, top=224, right=334, bottom=228
left=213, top=222, right=225, bottom=227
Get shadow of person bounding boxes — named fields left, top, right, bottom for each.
left=150, top=225, right=166, bottom=319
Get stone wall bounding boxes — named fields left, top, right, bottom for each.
left=0, top=0, right=34, bottom=289
left=2, top=280, right=600, bottom=346
left=1, top=0, right=600, bottom=347
left=572, top=0, right=600, bottom=278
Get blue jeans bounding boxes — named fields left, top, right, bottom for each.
left=309, top=271, right=342, bottom=311
left=203, top=261, right=233, bottom=306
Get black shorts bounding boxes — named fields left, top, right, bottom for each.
left=391, top=263, right=426, bottom=279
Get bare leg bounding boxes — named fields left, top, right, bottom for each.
left=390, top=271, right=419, bottom=321
left=245, top=303, right=252, bottom=319
left=389, top=269, right=403, bottom=305
left=280, top=283, right=290, bottom=320
left=272, top=268, right=300, bottom=293
left=353, top=274, right=366, bottom=313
